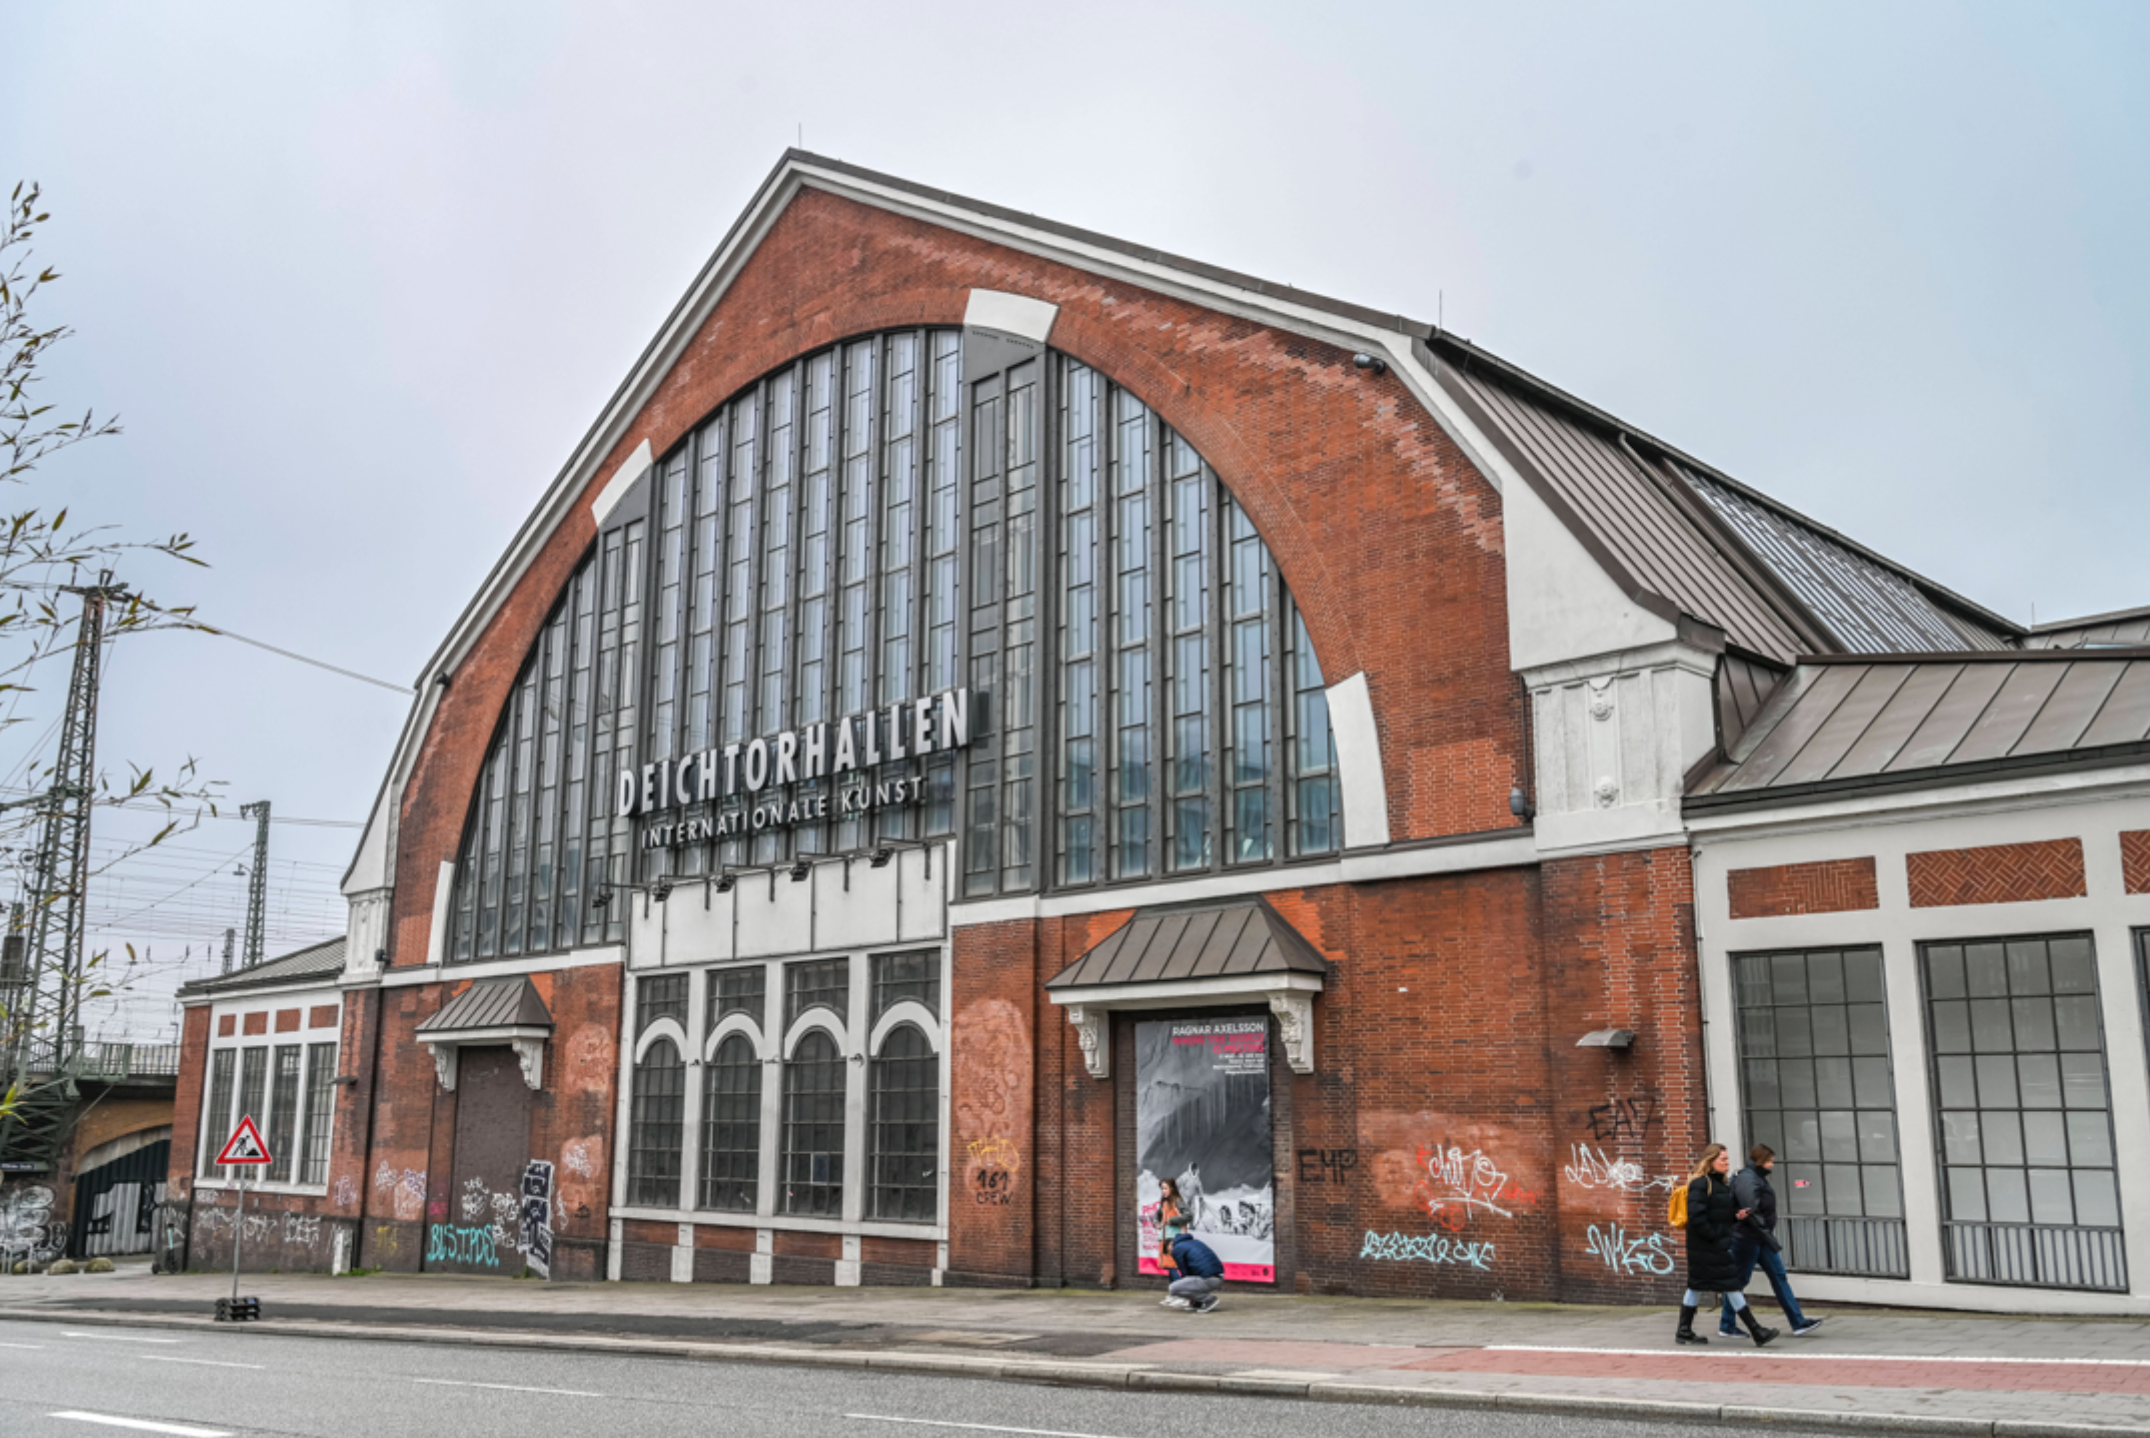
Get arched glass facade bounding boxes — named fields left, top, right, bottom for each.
left=447, top=328, right=1339, bottom=961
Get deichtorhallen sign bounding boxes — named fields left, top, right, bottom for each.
left=617, top=687, right=971, bottom=849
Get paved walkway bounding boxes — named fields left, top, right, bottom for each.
left=3, top=1265, right=2147, bottom=1435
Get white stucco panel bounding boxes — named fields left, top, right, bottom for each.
left=963, top=290, right=1058, bottom=343
left=1326, top=671, right=1390, bottom=850
left=1503, top=469, right=1676, bottom=674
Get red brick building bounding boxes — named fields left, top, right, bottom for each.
left=170, top=152, right=2150, bottom=1313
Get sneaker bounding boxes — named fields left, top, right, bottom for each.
left=1160, top=1296, right=1191, bottom=1309
left=1192, top=1297, right=1220, bottom=1314
left=1717, top=1327, right=1741, bottom=1338
left=1791, top=1318, right=1825, bottom=1336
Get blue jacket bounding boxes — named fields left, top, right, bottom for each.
left=1169, top=1235, right=1224, bottom=1280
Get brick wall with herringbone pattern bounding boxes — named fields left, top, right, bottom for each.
left=1907, top=837, right=2087, bottom=908
left=2123, top=830, right=2150, bottom=895
left=1727, top=857, right=1880, bottom=919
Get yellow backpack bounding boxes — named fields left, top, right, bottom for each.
left=1666, top=1180, right=1690, bottom=1229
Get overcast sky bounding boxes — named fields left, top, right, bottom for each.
left=4, top=1, right=2146, bottom=1037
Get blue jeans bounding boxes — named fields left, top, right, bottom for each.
left=1720, top=1238, right=1807, bottom=1330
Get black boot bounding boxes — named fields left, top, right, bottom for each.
left=1675, top=1306, right=1708, bottom=1345
left=1738, top=1306, right=1779, bottom=1347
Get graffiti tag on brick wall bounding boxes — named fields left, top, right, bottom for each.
left=967, top=1137, right=1018, bottom=1208
left=426, top=1222, right=499, bottom=1268
left=1418, top=1144, right=1513, bottom=1221
left=332, top=1175, right=360, bottom=1208
left=519, top=1160, right=554, bottom=1277
left=1584, top=1095, right=1659, bottom=1144
left=1563, top=1144, right=1677, bottom=1194
left=374, top=1161, right=428, bottom=1222
left=1296, top=1149, right=1359, bottom=1184
left=1359, top=1230, right=1496, bottom=1269
left=1584, top=1222, right=1673, bottom=1276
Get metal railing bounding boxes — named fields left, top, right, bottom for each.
left=7, top=1038, right=180, bottom=1080
left=1942, top=1220, right=2129, bottom=1292
left=1780, top=1215, right=1910, bottom=1279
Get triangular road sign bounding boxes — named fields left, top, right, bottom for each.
left=216, top=1114, right=273, bottom=1166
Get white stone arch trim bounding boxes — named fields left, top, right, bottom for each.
left=868, top=1003, right=941, bottom=1058
left=783, top=1010, right=847, bottom=1061
left=633, top=1017, right=689, bottom=1065
left=704, top=1012, right=765, bottom=1063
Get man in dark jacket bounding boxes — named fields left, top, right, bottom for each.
left=1719, top=1144, right=1823, bottom=1337
left=1167, top=1233, right=1226, bottom=1313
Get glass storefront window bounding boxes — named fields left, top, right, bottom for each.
left=1734, top=946, right=1908, bottom=1277
left=1922, top=933, right=2126, bottom=1292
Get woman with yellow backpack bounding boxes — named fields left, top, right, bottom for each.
left=1668, top=1142, right=1779, bottom=1348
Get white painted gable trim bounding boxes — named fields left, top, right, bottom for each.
left=1326, top=672, right=1390, bottom=850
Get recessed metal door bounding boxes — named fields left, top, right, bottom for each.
left=430, top=1047, right=531, bottom=1275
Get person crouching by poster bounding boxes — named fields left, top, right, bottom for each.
left=1167, top=1231, right=1226, bottom=1314
left=1157, top=1178, right=1190, bottom=1308
left=1676, top=1142, right=1778, bottom=1348
left=1719, top=1144, right=1824, bottom=1338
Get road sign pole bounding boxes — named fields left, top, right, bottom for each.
left=231, top=1169, right=244, bottom=1305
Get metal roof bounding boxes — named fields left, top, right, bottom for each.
left=414, top=976, right=554, bottom=1035
left=177, top=937, right=345, bottom=998
left=1044, top=898, right=1328, bottom=991
left=1688, top=651, right=2150, bottom=807
left=1679, top=468, right=2010, bottom=654
left=2027, top=604, right=2150, bottom=651
left=1433, top=343, right=2028, bottom=664
left=1440, top=362, right=1809, bottom=661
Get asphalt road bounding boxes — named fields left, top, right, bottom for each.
left=0, top=1317, right=1834, bottom=1438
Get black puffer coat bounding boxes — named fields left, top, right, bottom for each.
left=1684, top=1172, right=1742, bottom=1292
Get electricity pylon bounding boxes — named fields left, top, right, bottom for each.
left=0, top=574, right=123, bottom=1169
left=239, top=801, right=269, bottom=968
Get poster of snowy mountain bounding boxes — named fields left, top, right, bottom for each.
left=1134, top=1016, right=1275, bottom=1283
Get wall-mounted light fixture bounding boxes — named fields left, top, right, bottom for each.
left=713, top=872, right=735, bottom=894
left=788, top=859, right=812, bottom=883
left=869, top=847, right=894, bottom=869
left=1351, top=352, right=1388, bottom=377
left=1509, top=787, right=1535, bottom=822
left=1576, top=1029, right=1636, bottom=1050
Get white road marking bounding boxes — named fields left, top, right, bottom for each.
left=62, top=1332, right=184, bottom=1345
left=1487, top=1344, right=2150, bottom=1367
left=0, top=1340, right=46, bottom=1348
left=50, top=1415, right=231, bottom=1438
left=410, top=1378, right=604, bottom=1397
left=142, top=1356, right=265, bottom=1370
left=849, top=1417, right=1131, bottom=1438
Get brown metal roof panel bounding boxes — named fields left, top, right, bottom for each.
left=1126, top=913, right=1193, bottom=984
left=1220, top=910, right=1280, bottom=977
left=1718, top=665, right=1868, bottom=791
left=2078, top=662, right=2150, bottom=747
left=2014, top=662, right=2127, bottom=755
left=1883, top=664, right=2014, bottom=771
left=1948, top=663, right=2067, bottom=764
left=1256, top=905, right=1332, bottom=975
left=1099, top=915, right=1165, bottom=985
left=1772, top=664, right=1912, bottom=786
left=1188, top=907, right=1251, bottom=978
left=1830, top=663, right=1966, bottom=777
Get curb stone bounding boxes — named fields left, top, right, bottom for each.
left=3, top=1307, right=2148, bottom=1437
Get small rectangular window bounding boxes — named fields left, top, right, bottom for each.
left=785, top=958, right=849, bottom=1031
left=871, top=951, right=940, bottom=1023
left=637, top=973, right=689, bottom=1036
left=707, top=966, right=767, bottom=1030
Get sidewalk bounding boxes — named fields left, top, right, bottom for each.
left=4, top=1264, right=2148, bottom=1436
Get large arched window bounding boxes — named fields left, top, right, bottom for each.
left=627, top=1038, right=684, bottom=1208
left=699, top=1033, right=761, bottom=1212
left=781, top=1029, right=845, bottom=1217
left=868, top=1023, right=939, bottom=1222
left=446, top=330, right=1340, bottom=960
